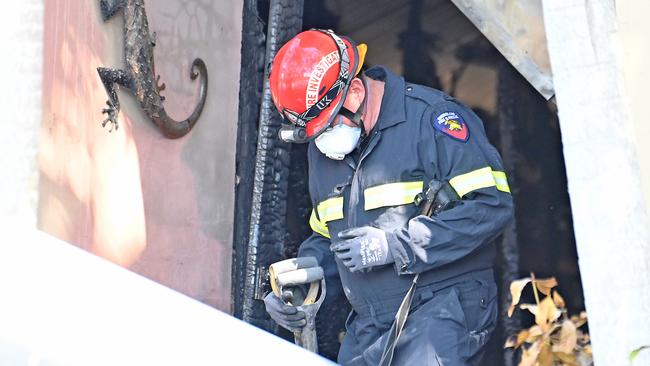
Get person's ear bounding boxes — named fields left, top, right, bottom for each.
left=348, top=78, right=365, bottom=105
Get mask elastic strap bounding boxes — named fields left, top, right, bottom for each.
left=339, top=75, right=369, bottom=132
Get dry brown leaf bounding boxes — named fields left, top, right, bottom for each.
left=508, top=278, right=531, bottom=317
left=507, top=276, right=591, bottom=366
left=528, top=325, right=544, bottom=338
left=570, top=311, right=588, bottom=328
left=554, top=351, right=578, bottom=366
left=537, top=296, right=561, bottom=332
left=577, top=345, right=594, bottom=366
left=514, top=330, right=529, bottom=349
left=577, top=331, right=590, bottom=346
left=538, top=342, right=554, bottom=366
left=553, top=320, right=577, bottom=354
left=534, top=277, right=558, bottom=296
left=550, top=322, right=563, bottom=334
left=508, top=326, right=544, bottom=351
left=553, top=290, right=566, bottom=309
left=513, top=327, right=543, bottom=349
left=519, top=340, right=542, bottom=366
left=505, top=329, right=536, bottom=350
left=520, top=303, right=538, bottom=316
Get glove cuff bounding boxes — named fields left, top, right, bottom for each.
left=385, top=230, right=412, bottom=274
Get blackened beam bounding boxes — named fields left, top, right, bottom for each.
left=242, top=0, right=305, bottom=328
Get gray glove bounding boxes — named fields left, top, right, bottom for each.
left=263, top=292, right=306, bottom=332
left=331, top=226, right=394, bottom=273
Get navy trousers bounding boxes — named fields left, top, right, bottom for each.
left=337, top=274, right=497, bottom=366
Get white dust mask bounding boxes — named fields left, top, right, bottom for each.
left=315, top=117, right=361, bottom=160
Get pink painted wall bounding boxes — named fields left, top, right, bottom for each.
left=38, top=0, right=242, bottom=311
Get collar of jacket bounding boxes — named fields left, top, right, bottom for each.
left=364, top=66, right=407, bottom=131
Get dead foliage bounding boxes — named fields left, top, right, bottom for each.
left=504, top=274, right=592, bottom=366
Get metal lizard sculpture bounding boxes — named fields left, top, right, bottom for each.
left=97, top=0, right=208, bottom=139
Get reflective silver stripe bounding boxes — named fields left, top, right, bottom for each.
left=316, top=197, right=344, bottom=222
left=492, top=171, right=511, bottom=193
left=309, top=210, right=330, bottom=238
left=364, top=181, right=424, bottom=211
left=449, top=167, right=511, bottom=197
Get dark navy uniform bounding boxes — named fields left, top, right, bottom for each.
left=298, top=66, right=514, bottom=365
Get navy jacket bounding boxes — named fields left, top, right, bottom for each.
left=298, top=66, right=513, bottom=317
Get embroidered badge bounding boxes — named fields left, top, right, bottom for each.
left=434, top=112, right=469, bottom=142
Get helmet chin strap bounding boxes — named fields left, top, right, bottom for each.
left=339, top=75, right=369, bottom=136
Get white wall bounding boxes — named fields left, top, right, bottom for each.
left=542, top=1, right=650, bottom=364
left=36, top=0, right=242, bottom=311
left=0, top=1, right=43, bottom=229
left=617, top=1, right=650, bottom=230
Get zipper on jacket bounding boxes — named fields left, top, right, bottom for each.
left=347, top=130, right=381, bottom=227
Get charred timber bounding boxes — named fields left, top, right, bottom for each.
left=241, top=0, right=304, bottom=330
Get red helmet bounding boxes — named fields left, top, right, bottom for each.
left=269, top=29, right=367, bottom=142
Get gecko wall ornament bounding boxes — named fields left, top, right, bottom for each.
left=96, top=0, right=208, bottom=139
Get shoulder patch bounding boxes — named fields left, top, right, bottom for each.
left=433, top=112, right=469, bottom=142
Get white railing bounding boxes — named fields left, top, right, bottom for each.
left=0, top=229, right=333, bottom=366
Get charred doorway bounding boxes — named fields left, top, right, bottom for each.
left=233, top=0, right=583, bottom=364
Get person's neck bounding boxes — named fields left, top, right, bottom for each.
left=361, top=76, right=385, bottom=133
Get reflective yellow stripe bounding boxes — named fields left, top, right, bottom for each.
left=492, top=171, right=511, bottom=193
left=364, top=181, right=424, bottom=211
left=449, top=167, right=511, bottom=197
left=309, top=209, right=330, bottom=238
left=316, top=197, right=344, bottom=222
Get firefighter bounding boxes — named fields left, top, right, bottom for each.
left=263, top=29, right=514, bottom=366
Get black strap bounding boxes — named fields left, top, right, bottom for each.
left=378, top=273, right=419, bottom=366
